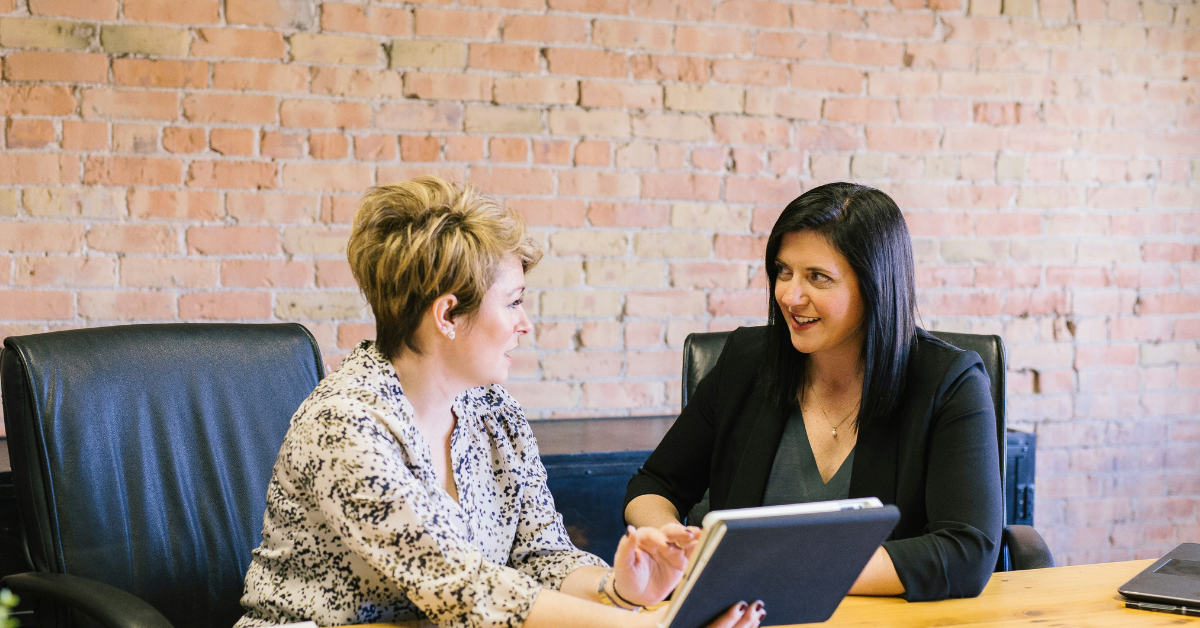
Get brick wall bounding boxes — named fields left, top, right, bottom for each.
left=0, top=0, right=1197, bottom=565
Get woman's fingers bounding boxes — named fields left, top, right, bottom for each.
left=732, top=601, right=765, bottom=628
left=704, top=601, right=765, bottom=628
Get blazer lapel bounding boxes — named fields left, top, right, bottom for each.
left=722, top=391, right=789, bottom=509
left=849, top=417, right=898, bottom=506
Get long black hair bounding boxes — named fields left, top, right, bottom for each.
left=759, top=182, right=917, bottom=433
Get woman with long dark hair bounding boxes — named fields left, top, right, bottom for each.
left=624, top=182, right=1003, bottom=601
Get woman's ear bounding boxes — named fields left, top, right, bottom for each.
left=431, top=293, right=460, bottom=339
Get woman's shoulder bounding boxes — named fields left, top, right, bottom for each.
left=908, top=328, right=991, bottom=399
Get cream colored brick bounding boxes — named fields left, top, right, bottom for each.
left=1141, top=1, right=1172, bottom=23
left=579, top=321, right=620, bottom=348
left=539, top=290, right=623, bottom=317
left=390, top=40, right=466, bottom=69
left=464, top=106, right=543, bottom=134
left=1192, top=160, right=1200, bottom=181
left=941, top=240, right=1008, bottom=263
left=631, top=113, right=712, bottom=142
left=550, top=231, right=627, bottom=257
left=1010, top=239, right=1074, bottom=262
left=1176, top=4, right=1200, bottom=26
left=850, top=154, right=886, bottom=179
left=997, top=155, right=1026, bottom=181
left=101, top=25, right=190, bottom=57
left=1078, top=240, right=1140, bottom=264
left=911, top=238, right=938, bottom=264
left=666, top=320, right=706, bottom=347
left=548, top=110, right=631, bottom=138
left=24, top=187, right=125, bottom=218
left=0, top=190, right=18, bottom=216
left=633, top=232, right=712, bottom=258
left=670, top=203, right=750, bottom=231
left=925, top=156, right=956, bottom=180
left=1002, top=0, right=1034, bottom=16
left=810, top=154, right=848, bottom=180
left=276, top=291, right=365, bottom=320
left=1141, top=342, right=1200, bottom=366
left=969, top=0, right=1002, bottom=15
left=526, top=260, right=582, bottom=288
left=584, top=260, right=664, bottom=287
left=283, top=226, right=350, bottom=255
left=664, top=84, right=743, bottom=113
left=0, top=18, right=94, bottom=50
left=615, top=143, right=656, bottom=168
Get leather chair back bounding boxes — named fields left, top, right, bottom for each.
left=1, top=324, right=324, bottom=628
left=681, top=329, right=1007, bottom=484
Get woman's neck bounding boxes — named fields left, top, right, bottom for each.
left=805, top=339, right=865, bottom=396
left=391, top=350, right=460, bottom=435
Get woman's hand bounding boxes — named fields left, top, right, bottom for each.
left=611, top=523, right=702, bottom=606
left=704, top=601, right=765, bottom=628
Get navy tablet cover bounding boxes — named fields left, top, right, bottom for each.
left=666, top=505, right=901, bottom=628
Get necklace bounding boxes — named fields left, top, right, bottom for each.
left=807, top=381, right=860, bottom=438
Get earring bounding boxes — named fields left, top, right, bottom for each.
left=447, top=329, right=455, bottom=340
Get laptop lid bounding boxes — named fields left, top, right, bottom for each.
left=1119, top=543, right=1200, bottom=606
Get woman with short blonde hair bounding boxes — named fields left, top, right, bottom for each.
left=237, top=177, right=763, bottom=628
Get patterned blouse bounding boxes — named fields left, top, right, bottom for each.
left=236, top=341, right=607, bottom=628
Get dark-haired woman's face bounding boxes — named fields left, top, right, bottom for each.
left=773, top=230, right=866, bottom=360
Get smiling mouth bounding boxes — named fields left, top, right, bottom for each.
left=791, top=315, right=820, bottom=327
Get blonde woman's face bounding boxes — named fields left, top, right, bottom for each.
left=454, top=255, right=531, bottom=387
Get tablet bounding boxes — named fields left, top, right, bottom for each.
left=1119, top=543, right=1200, bottom=608
left=659, top=498, right=900, bottom=628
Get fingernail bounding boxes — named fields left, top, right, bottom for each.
left=736, top=602, right=747, bottom=612
left=752, top=601, right=764, bottom=611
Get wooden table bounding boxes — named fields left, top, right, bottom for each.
left=803, top=559, right=1192, bottom=627
left=350, top=559, right=1194, bottom=628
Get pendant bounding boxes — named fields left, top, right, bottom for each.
left=831, top=428, right=837, bottom=437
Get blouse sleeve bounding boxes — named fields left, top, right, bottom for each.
left=289, top=403, right=542, bottom=628
left=882, top=355, right=1004, bottom=601
left=504, top=412, right=609, bottom=588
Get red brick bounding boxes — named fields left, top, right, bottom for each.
left=573, top=141, right=609, bottom=166
left=281, top=99, right=370, bottom=129
left=593, top=19, right=672, bottom=50
left=281, top=163, right=373, bottom=192
left=708, top=290, right=769, bottom=317
left=87, top=224, right=178, bottom=254
left=942, top=127, right=1005, bottom=152
left=470, top=166, right=554, bottom=196
left=503, top=14, right=586, bottom=43
left=468, top=43, right=539, bottom=73
left=507, top=198, right=587, bottom=227
left=824, top=98, right=894, bottom=123
left=4, top=51, right=106, bottom=82
left=488, top=137, right=527, bottom=163
left=440, top=136, right=481, bottom=162
left=120, top=259, right=218, bottom=289
left=125, top=0, right=218, bottom=23
left=0, top=222, right=83, bottom=253
left=186, top=159, right=277, bottom=191
left=6, top=118, right=53, bottom=149
left=260, top=131, right=304, bottom=159
left=376, top=101, right=463, bottom=132
left=228, top=192, right=318, bottom=223
left=310, top=67, right=404, bottom=98
left=61, top=120, right=106, bottom=151
left=866, top=12, right=935, bottom=37
left=789, top=64, right=862, bottom=93
left=414, top=7, right=500, bottom=38
left=186, top=226, right=278, bottom=255
left=676, top=25, right=753, bottom=55
left=95, top=123, right=153, bottom=153
left=630, top=54, right=709, bottom=82
left=78, top=291, right=173, bottom=321
left=494, top=77, right=578, bottom=105
left=113, top=59, right=207, bottom=89
left=210, top=128, right=255, bottom=156
left=0, top=85, right=75, bottom=116
left=179, top=291, right=271, bottom=320
left=29, top=0, right=116, bottom=19
left=320, top=3, right=411, bottom=35
left=308, top=132, right=348, bottom=160
left=713, top=0, right=789, bottom=26
left=400, top=135, right=440, bottom=161
left=792, top=5, right=864, bottom=30
left=222, top=259, right=312, bottom=288
left=79, top=89, right=176, bottom=122
left=403, top=72, right=491, bottom=101
left=796, top=125, right=859, bottom=150
left=81, top=156, right=178, bottom=186
left=714, top=116, right=789, bottom=145
left=588, top=202, right=669, bottom=227
left=213, top=61, right=307, bottom=92
left=353, top=134, right=396, bottom=161
left=183, top=93, right=276, bottom=124
left=830, top=38, right=904, bottom=66
left=546, top=48, right=628, bottom=78
left=755, top=32, right=828, bottom=60
left=337, top=323, right=375, bottom=351
left=712, top=59, right=788, bottom=86
left=315, top=259, right=355, bottom=288
left=192, top=28, right=285, bottom=59
left=641, top=173, right=721, bottom=201
left=559, top=171, right=640, bottom=198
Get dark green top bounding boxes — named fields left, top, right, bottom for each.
left=762, top=405, right=854, bottom=506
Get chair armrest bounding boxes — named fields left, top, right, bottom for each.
left=2, top=573, right=174, bottom=628
left=1003, top=525, right=1056, bottom=571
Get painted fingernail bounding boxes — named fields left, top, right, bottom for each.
left=736, top=602, right=747, bottom=612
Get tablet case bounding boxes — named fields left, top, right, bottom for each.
left=1119, top=543, right=1200, bottom=606
left=665, top=505, right=901, bottom=628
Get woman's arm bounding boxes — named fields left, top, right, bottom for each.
left=882, top=357, right=1004, bottom=601
left=848, top=547, right=905, bottom=596
left=624, top=494, right=682, bottom=529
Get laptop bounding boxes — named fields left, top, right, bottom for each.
left=659, top=497, right=900, bottom=628
left=1118, top=543, right=1200, bottom=614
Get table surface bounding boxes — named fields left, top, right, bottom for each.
left=348, top=559, right=1195, bottom=628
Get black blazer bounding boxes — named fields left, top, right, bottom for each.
left=625, top=326, right=1003, bottom=601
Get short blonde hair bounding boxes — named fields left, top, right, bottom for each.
left=347, top=176, right=541, bottom=359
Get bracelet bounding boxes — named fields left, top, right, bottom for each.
left=597, top=570, right=644, bottom=612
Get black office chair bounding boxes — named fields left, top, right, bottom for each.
left=0, top=324, right=325, bottom=628
left=681, top=329, right=1055, bottom=572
